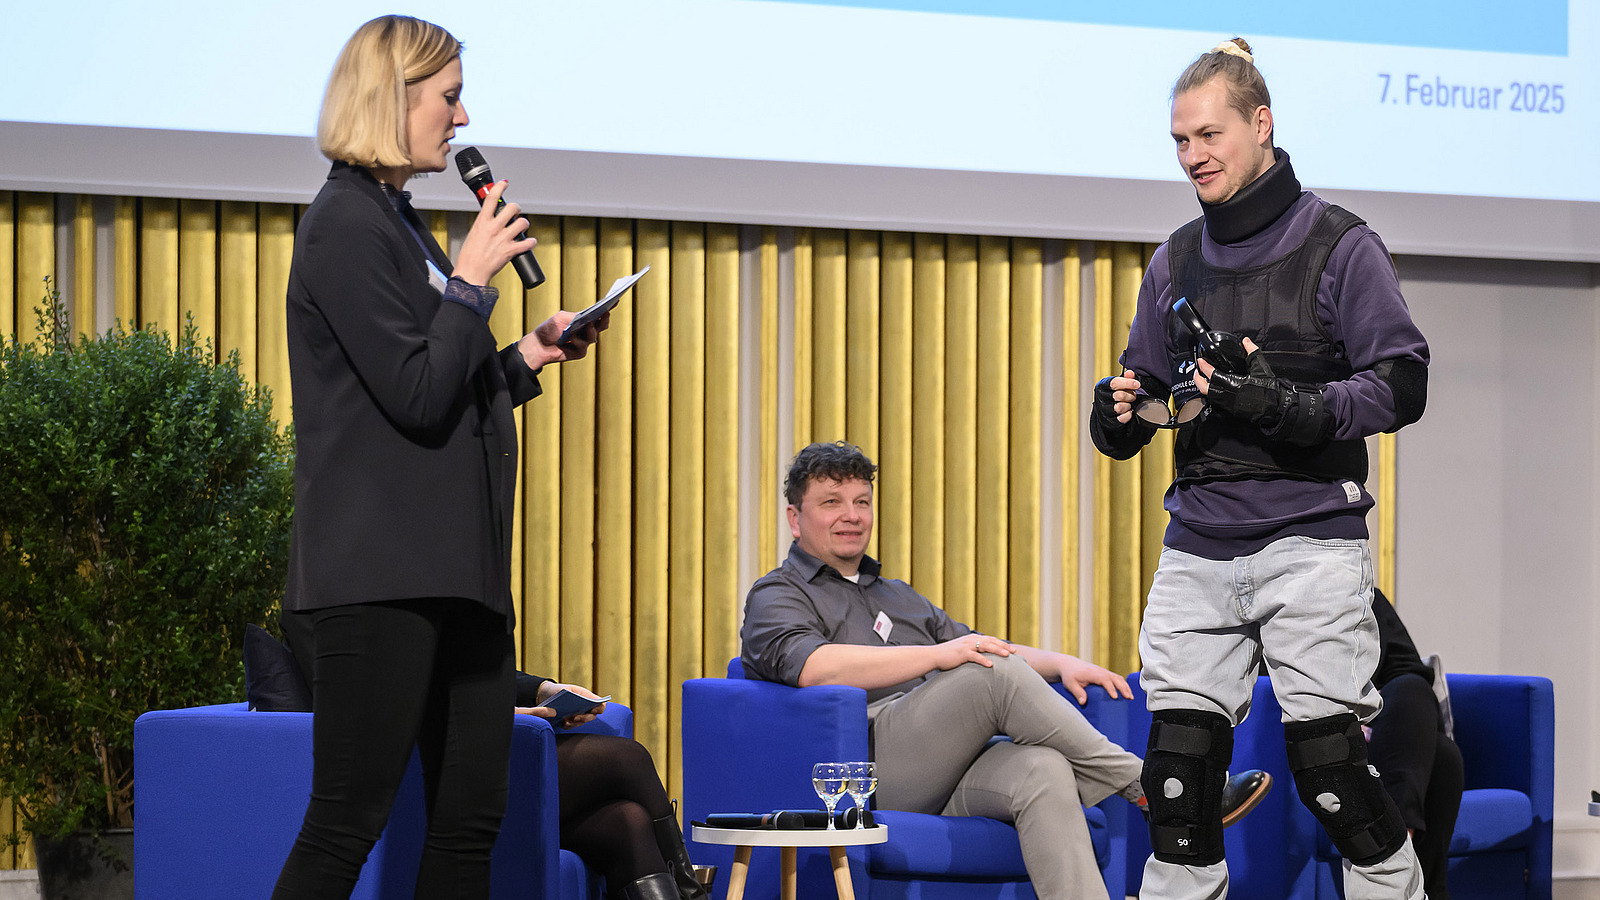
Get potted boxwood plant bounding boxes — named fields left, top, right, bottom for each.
left=0, top=280, right=294, bottom=896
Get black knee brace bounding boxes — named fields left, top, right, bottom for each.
left=1141, top=709, right=1233, bottom=865
left=1285, top=714, right=1408, bottom=865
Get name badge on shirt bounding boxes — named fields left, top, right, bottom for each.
left=872, top=611, right=893, bottom=643
left=425, top=259, right=448, bottom=295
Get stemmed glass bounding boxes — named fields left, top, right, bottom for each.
left=811, top=762, right=849, bottom=831
left=844, top=761, right=877, bottom=829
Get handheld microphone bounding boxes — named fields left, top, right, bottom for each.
left=454, top=146, right=545, bottom=289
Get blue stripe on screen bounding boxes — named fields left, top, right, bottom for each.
left=765, top=0, right=1568, bottom=57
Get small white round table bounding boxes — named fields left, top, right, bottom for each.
left=690, top=824, right=888, bottom=900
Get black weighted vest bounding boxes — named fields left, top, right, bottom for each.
left=1167, top=205, right=1369, bottom=486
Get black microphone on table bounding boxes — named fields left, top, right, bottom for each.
left=698, top=807, right=875, bottom=830
left=454, top=146, right=545, bottom=290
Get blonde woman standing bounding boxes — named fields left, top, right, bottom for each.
left=273, top=16, right=604, bottom=898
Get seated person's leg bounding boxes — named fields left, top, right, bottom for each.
left=563, top=798, right=661, bottom=899
left=1368, top=673, right=1441, bottom=832
left=941, top=741, right=1102, bottom=900
left=556, top=733, right=673, bottom=824
left=1415, top=730, right=1463, bottom=900
left=556, top=733, right=707, bottom=899
left=874, top=652, right=1142, bottom=815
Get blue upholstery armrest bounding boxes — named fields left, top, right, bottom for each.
left=682, top=676, right=868, bottom=820
left=565, top=701, right=634, bottom=738
left=1444, top=674, right=1554, bottom=900
left=136, top=703, right=317, bottom=899
left=682, top=676, right=871, bottom=899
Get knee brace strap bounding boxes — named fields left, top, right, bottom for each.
left=1142, top=709, right=1233, bottom=866
left=1285, top=714, right=1407, bottom=865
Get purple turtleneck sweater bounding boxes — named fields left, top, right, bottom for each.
left=1120, top=156, right=1430, bottom=561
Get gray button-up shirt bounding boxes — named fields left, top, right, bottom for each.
left=740, top=544, right=972, bottom=704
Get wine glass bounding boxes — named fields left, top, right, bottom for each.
left=811, top=762, right=848, bottom=831
left=844, top=761, right=877, bottom=829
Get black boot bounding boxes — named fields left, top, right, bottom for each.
left=651, top=812, right=710, bottom=900
left=623, top=872, right=679, bottom=900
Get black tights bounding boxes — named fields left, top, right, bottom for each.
left=555, top=733, right=674, bottom=898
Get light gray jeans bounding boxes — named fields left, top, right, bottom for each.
left=1137, top=536, right=1425, bottom=900
left=872, top=652, right=1144, bottom=900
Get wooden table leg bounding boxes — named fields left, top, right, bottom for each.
left=725, top=846, right=752, bottom=900
left=779, top=846, right=799, bottom=900
left=828, top=846, right=856, bottom=900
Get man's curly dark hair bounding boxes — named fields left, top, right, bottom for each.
left=783, top=441, right=877, bottom=507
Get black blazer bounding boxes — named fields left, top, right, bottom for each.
left=284, top=162, right=540, bottom=626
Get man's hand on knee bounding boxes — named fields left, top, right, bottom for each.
left=931, top=634, right=1011, bottom=671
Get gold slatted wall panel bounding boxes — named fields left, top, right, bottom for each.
left=787, top=232, right=1055, bottom=649
left=71, top=197, right=95, bottom=336
left=942, top=236, right=980, bottom=624
left=15, top=193, right=53, bottom=346
left=757, top=228, right=780, bottom=575
left=630, top=219, right=672, bottom=785
left=704, top=225, right=743, bottom=677
left=909, top=234, right=947, bottom=605
left=1059, top=244, right=1084, bottom=653
left=1, top=192, right=1407, bottom=861
left=666, top=222, right=707, bottom=802
left=595, top=219, right=636, bottom=707
left=1376, top=432, right=1398, bottom=600
left=1, top=193, right=14, bottom=336
left=520, top=214, right=564, bottom=695
left=877, top=233, right=914, bottom=588
left=1092, top=244, right=1152, bottom=675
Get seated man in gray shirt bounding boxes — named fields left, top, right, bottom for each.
left=741, top=441, right=1269, bottom=900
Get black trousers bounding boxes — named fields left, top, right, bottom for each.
left=1368, top=673, right=1464, bottom=900
left=273, top=598, right=515, bottom=900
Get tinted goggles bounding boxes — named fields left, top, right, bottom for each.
left=1133, top=394, right=1204, bottom=429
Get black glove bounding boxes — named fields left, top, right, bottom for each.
left=1206, top=351, right=1334, bottom=446
left=1092, top=376, right=1125, bottom=430
left=1090, top=375, right=1157, bottom=459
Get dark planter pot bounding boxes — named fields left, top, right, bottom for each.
left=34, top=828, right=134, bottom=900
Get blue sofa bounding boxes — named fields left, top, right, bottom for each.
left=134, top=701, right=633, bottom=899
left=1122, top=673, right=1554, bottom=900
left=681, top=660, right=1131, bottom=900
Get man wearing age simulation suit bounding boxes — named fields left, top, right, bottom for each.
left=1090, top=38, right=1431, bottom=900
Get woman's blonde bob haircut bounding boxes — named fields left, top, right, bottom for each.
left=318, top=15, right=462, bottom=167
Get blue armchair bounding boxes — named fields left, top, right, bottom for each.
left=134, top=701, right=633, bottom=900
left=1122, top=673, right=1554, bottom=900
left=681, top=660, right=1131, bottom=900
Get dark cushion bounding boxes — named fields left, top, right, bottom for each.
left=243, top=624, right=312, bottom=712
